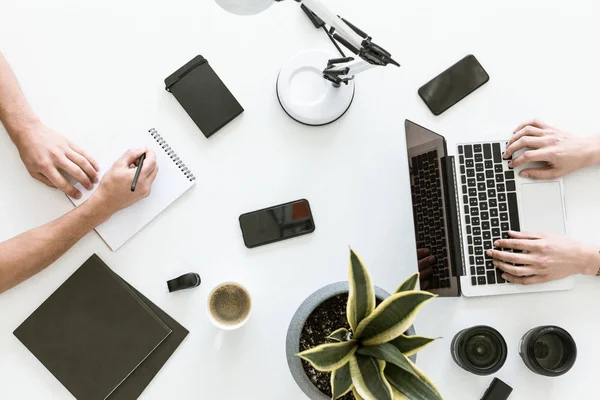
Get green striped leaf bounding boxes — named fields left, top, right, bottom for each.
left=392, top=388, right=409, bottom=400
left=395, top=273, right=420, bottom=293
left=327, top=328, right=349, bottom=343
left=297, top=340, right=357, bottom=372
left=410, top=360, right=443, bottom=399
left=355, top=291, right=436, bottom=345
left=385, top=362, right=443, bottom=400
left=347, top=249, right=375, bottom=333
left=389, top=334, right=437, bottom=357
left=350, top=354, right=393, bottom=400
left=357, top=343, right=419, bottom=378
left=331, top=363, right=353, bottom=399
left=352, top=388, right=365, bottom=400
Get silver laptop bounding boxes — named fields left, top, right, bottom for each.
left=404, top=120, right=574, bottom=297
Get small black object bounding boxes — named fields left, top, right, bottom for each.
left=481, top=378, right=513, bottom=400
left=239, top=199, right=315, bottom=249
left=165, top=55, right=244, bottom=139
left=167, top=273, right=201, bottom=293
left=418, top=54, right=489, bottom=116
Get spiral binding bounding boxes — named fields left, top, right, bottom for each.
left=148, top=128, right=196, bottom=182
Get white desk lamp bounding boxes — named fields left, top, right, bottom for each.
left=214, top=0, right=399, bottom=126
left=276, top=0, right=399, bottom=126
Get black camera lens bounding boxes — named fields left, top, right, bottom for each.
left=451, top=326, right=507, bottom=375
left=519, top=326, right=577, bottom=377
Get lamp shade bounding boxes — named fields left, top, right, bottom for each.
left=215, top=0, right=274, bottom=15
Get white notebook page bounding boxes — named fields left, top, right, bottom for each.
left=69, top=129, right=195, bottom=251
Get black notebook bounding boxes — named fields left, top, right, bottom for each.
left=165, top=55, right=244, bottom=138
left=14, top=254, right=189, bottom=400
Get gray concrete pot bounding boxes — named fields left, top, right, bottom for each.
left=286, top=282, right=416, bottom=400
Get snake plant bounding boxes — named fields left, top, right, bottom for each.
left=297, top=250, right=443, bottom=400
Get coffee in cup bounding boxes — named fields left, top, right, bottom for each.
left=207, top=282, right=252, bottom=330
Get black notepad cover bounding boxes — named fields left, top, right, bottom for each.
left=14, top=254, right=187, bottom=400
left=165, top=55, right=244, bottom=138
left=109, top=277, right=189, bottom=400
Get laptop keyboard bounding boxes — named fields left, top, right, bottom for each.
left=411, top=150, right=451, bottom=290
left=457, top=143, right=521, bottom=286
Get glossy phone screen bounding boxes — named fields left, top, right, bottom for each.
left=239, top=199, right=315, bottom=248
left=418, top=55, right=489, bottom=116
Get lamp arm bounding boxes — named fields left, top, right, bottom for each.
left=299, top=0, right=399, bottom=86
left=302, top=0, right=364, bottom=50
left=323, top=58, right=376, bottom=87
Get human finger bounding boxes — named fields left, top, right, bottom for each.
left=508, top=126, right=546, bottom=147
left=502, top=273, right=548, bottom=285
left=58, top=157, right=93, bottom=190
left=141, top=164, right=159, bottom=193
left=118, top=148, right=147, bottom=167
left=69, top=142, right=100, bottom=172
left=494, top=238, right=538, bottom=252
left=417, top=248, right=431, bottom=259
left=487, top=249, right=534, bottom=264
left=493, top=259, right=537, bottom=276
left=418, top=255, right=436, bottom=270
left=520, top=167, right=559, bottom=180
left=34, top=172, right=55, bottom=188
left=504, top=136, right=549, bottom=159
left=44, top=168, right=81, bottom=199
left=419, top=266, right=433, bottom=279
left=510, top=149, right=552, bottom=169
left=513, top=119, right=553, bottom=133
left=141, top=150, right=157, bottom=177
left=508, top=230, right=545, bottom=240
left=66, top=149, right=99, bottom=184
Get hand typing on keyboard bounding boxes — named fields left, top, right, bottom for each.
left=504, top=119, right=600, bottom=179
left=417, top=248, right=436, bottom=290
left=487, top=231, right=600, bottom=284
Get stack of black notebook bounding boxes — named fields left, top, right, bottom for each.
left=13, top=254, right=188, bottom=400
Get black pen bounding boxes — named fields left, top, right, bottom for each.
left=130, top=153, right=146, bottom=192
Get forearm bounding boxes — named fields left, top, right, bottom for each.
left=0, top=198, right=110, bottom=294
left=0, top=52, right=40, bottom=145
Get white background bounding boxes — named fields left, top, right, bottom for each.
left=1, top=0, right=600, bottom=399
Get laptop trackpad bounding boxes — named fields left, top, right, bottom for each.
left=520, top=182, right=566, bottom=235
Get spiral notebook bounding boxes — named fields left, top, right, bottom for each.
left=69, top=129, right=196, bottom=251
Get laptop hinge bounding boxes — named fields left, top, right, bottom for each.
left=441, top=156, right=466, bottom=280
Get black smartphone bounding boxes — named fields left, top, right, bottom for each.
left=239, top=199, right=315, bottom=248
left=418, top=55, right=489, bottom=116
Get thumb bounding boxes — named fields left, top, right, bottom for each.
left=118, top=148, right=147, bottom=167
left=520, top=167, right=557, bottom=180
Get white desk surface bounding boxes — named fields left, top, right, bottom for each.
left=1, top=0, right=600, bottom=399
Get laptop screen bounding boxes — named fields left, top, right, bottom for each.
left=405, top=121, right=459, bottom=296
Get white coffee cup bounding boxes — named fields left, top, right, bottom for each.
left=207, top=282, right=252, bottom=331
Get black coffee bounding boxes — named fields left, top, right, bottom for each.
left=209, top=284, right=251, bottom=326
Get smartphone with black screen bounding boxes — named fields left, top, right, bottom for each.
left=239, top=199, right=315, bottom=248
left=418, top=55, right=489, bottom=116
